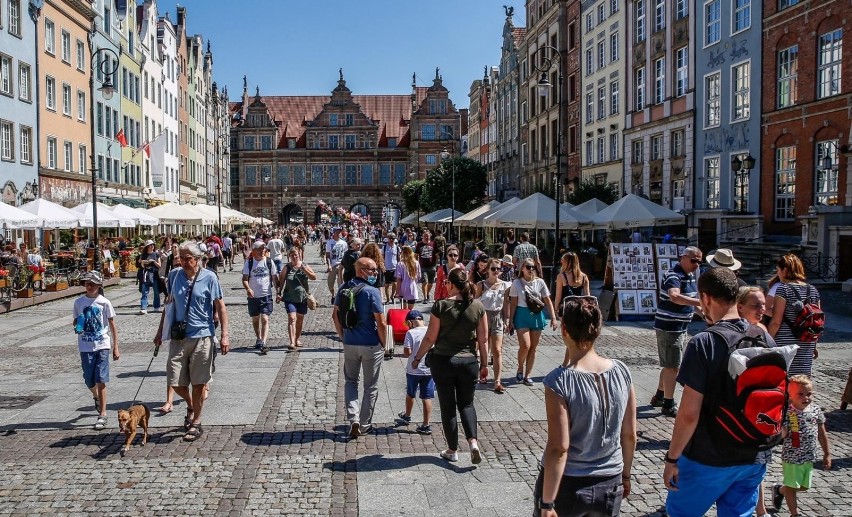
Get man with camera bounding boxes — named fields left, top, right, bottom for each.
left=154, top=241, right=229, bottom=443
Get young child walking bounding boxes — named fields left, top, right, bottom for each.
left=395, top=310, right=434, bottom=434
left=773, top=375, right=832, bottom=516
left=72, top=271, right=119, bottom=430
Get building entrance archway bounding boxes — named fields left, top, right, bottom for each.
left=280, top=203, right=303, bottom=226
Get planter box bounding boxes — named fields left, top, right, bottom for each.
left=16, top=288, right=34, bottom=299
left=45, top=281, right=68, bottom=292
left=0, top=278, right=7, bottom=288
left=32, top=273, right=42, bottom=282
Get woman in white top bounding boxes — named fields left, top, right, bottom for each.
left=475, top=258, right=511, bottom=393
left=508, top=258, right=558, bottom=386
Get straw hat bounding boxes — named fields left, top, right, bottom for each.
left=706, top=248, right=742, bottom=271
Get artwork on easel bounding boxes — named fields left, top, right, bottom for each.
left=638, top=290, right=658, bottom=313
left=617, top=290, right=639, bottom=314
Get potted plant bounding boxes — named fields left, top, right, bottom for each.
left=15, top=267, right=33, bottom=298
left=0, top=268, right=8, bottom=289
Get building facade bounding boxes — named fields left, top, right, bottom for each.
left=138, top=0, right=162, bottom=204
left=0, top=0, right=39, bottom=206
left=466, top=75, right=486, bottom=167
left=579, top=0, right=625, bottom=191
left=624, top=0, right=694, bottom=213
left=491, top=8, right=525, bottom=201
left=228, top=72, right=462, bottom=224
left=114, top=1, right=144, bottom=205
left=156, top=10, right=179, bottom=202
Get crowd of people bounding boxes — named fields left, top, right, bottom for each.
left=68, top=220, right=848, bottom=516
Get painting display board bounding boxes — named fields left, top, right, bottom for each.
left=609, top=243, right=662, bottom=318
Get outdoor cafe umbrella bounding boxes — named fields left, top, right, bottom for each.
left=18, top=198, right=80, bottom=228
left=143, top=203, right=215, bottom=226
left=419, top=208, right=464, bottom=224
left=459, top=197, right=521, bottom=227
left=453, top=200, right=501, bottom=227
left=399, top=213, right=418, bottom=225
left=0, top=201, right=44, bottom=229
left=109, top=204, right=160, bottom=226
left=572, top=198, right=609, bottom=218
left=70, top=202, right=133, bottom=228
left=590, top=194, right=685, bottom=229
left=483, top=192, right=590, bottom=229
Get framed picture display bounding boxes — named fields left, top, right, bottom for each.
left=657, top=258, right=671, bottom=273
left=638, top=290, right=657, bottom=313
left=617, top=290, right=639, bottom=314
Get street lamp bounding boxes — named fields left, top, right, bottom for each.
left=88, top=45, right=120, bottom=272
left=534, top=45, right=564, bottom=294
left=730, top=153, right=755, bottom=213
left=440, top=147, right=456, bottom=243
left=261, top=169, right=271, bottom=222
left=215, top=133, right=228, bottom=233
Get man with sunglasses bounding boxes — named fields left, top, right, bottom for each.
left=652, top=246, right=703, bottom=418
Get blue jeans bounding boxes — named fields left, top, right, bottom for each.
left=666, top=456, right=766, bottom=517
left=140, top=280, right=160, bottom=310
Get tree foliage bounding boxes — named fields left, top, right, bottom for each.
left=420, top=157, right=488, bottom=213
left=402, top=179, right=426, bottom=214
left=566, top=180, right=620, bottom=205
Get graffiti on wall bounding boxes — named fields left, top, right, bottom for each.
left=703, top=124, right=750, bottom=155
left=40, top=177, right=92, bottom=207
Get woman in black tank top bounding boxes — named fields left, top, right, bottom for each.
left=554, top=252, right=590, bottom=311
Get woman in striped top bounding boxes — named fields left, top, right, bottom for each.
left=767, top=254, right=821, bottom=377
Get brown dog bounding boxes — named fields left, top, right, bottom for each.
left=117, top=404, right=150, bottom=452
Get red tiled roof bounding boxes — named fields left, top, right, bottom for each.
left=513, top=28, right=527, bottom=48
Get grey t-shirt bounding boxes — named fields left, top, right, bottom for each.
left=542, top=359, right=632, bottom=477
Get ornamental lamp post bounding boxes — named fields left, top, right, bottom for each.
left=731, top=153, right=755, bottom=213
left=261, top=169, right=271, bottom=224
left=215, top=133, right=228, bottom=233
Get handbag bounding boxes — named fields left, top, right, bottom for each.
left=524, top=284, right=545, bottom=314
left=306, top=294, right=318, bottom=311
left=169, top=271, right=198, bottom=341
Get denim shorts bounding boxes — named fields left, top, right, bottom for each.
left=406, top=373, right=435, bottom=400
left=285, top=301, right=308, bottom=315
left=533, top=469, right=623, bottom=517
left=80, top=349, right=110, bottom=388
left=247, top=295, right=273, bottom=317
left=513, top=306, right=546, bottom=331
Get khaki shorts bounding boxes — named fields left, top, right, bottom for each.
left=486, top=310, right=505, bottom=335
left=655, top=330, right=687, bottom=368
left=167, top=336, right=215, bottom=387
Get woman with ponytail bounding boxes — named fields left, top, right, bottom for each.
left=411, top=267, right=489, bottom=464
left=395, top=245, right=421, bottom=309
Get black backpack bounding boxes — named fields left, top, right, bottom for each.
left=337, top=283, right=367, bottom=329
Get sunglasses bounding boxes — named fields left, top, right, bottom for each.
left=489, top=267, right=501, bottom=271
left=359, top=267, right=378, bottom=273
left=523, top=265, right=535, bottom=270
left=447, top=254, right=458, bottom=258
left=689, top=258, right=702, bottom=264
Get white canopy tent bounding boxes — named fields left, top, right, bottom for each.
left=71, top=202, right=134, bottom=228
left=220, top=207, right=255, bottom=224
left=483, top=193, right=591, bottom=229
left=399, top=213, right=418, bottom=225
left=0, top=202, right=44, bottom=229
left=572, top=198, right=610, bottom=218
left=420, top=208, right=464, bottom=224
left=590, top=194, right=685, bottom=229
left=18, top=199, right=80, bottom=228
left=561, top=201, right=575, bottom=209
left=459, top=197, right=522, bottom=227
left=452, top=200, right=501, bottom=226
left=109, top=204, right=160, bottom=226
left=143, top=203, right=216, bottom=226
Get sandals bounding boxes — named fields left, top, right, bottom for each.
left=156, top=403, right=173, bottom=414
left=93, top=416, right=107, bottom=430
left=184, top=410, right=194, bottom=431
left=183, top=424, right=203, bottom=442
left=494, top=383, right=506, bottom=394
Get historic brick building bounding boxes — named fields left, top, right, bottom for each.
left=228, top=71, right=462, bottom=225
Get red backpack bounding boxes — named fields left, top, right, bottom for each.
left=783, top=284, right=824, bottom=343
left=706, top=323, right=789, bottom=450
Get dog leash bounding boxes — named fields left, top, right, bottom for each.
left=131, top=344, right=160, bottom=404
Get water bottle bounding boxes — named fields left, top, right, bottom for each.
left=74, top=313, right=85, bottom=334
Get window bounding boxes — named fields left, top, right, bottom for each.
left=676, top=47, right=688, bottom=97
left=61, top=30, right=70, bottom=62
left=597, top=137, right=605, bottom=163
left=293, top=165, right=305, bottom=185
left=610, top=80, right=619, bottom=114
left=777, top=45, right=798, bottom=108
left=635, top=67, right=645, bottom=110
left=310, top=165, right=323, bottom=185
left=345, top=113, right=354, bottom=126
left=428, top=99, right=448, bottom=115
left=394, top=163, right=406, bottom=185
left=705, top=157, right=720, bottom=208
left=77, top=90, right=85, bottom=120
left=632, top=139, right=644, bottom=164
left=598, top=41, right=605, bottom=69
left=345, top=164, right=357, bottom=185
left=78, top=144, right=86, bottom=173
left=611, top=0, right=619, bottom=14
left=387, top=137, right=397, bottom=149
left=329, top=113, right=338, bottom=126
left=20, top=125, right=32, bottom=163
left=676, top=0, right=688, bottom=19
left=587, top=13, right=594, bottom=33
left=62, top=83, right=71, bottom=116
left=705, top=72, right=720, bottom=127
left=585, top=140, right=593, bottom=165
left=672, top=130, right=684, bottom=157
left=425, top=154, right=436, bottom=166
left=63, top=141, right=72, bottom=171
left=96, top=101, right=103, bottom=135
left=733, top=153, right=750, bottom=211
left=610, top=133, right=618, bottom=161
left=0, top=120, right=12, bottom=160
left=345, top=135, right=356, bottom=149
left=0, top=54, right=10, bottom=96
left=815, top=140, right=839, bottom=206
left=76, top=40, right=84, bottom=70
left=654, top=58, right=665, bottom=103
left=733, top=0, right=750, bottom=33
left=243, top=135, right=255, bottom=150
left=817, top=29, right=842, bottom=99
left=598, top=87, right=606, bottom=119
left=103, top=6, right=110, bottom=35
left=18, top=62, right=30, bottom=101
left=732, top=61, right=750, bottom=120
left=705, top=0, right=721, bottom=45
left=635, top=0, right=646, bottom=42
left=327, top=165, right=339, bottom=185
left=775, top=146, right=796, bottom=220
left=328, top=134, right=339, bottom=149
left=654, top=0, right=665, bottom=32
left=651, top=134, right=662, bottom=160
left=421, top=124, right=436, bottom=141
left=361, top=164, right=373, bottom=185
left=45, top=75, right=55, bottom=110
left=44, top=19, right=55, bottom=54
left=599, top=4, right=606, bottom=23
left=610, top=32, right=619, bottom=62
left=244, top=165, right=257, bottom=186
left=47, top=137, right=57, bottom=168
left=586, top=49, right=593, bottom=75
left=779, top=0, right=799, bottom=8
left=586, top=93, right=594, bottom=123
left=9, top=0, right=22, bottom=36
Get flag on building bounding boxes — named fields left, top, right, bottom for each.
left=135, top=131, right=165, bottom=159
left=115, top=129, right=127, bottom=147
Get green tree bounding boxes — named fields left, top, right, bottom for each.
left=421, top=157, right=487, bottom=213
left=566, top=180, right=620, bottom=205
left=402, top=179, right=426, bottom=214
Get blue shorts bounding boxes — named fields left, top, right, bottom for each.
left=665, top=455, right=766, bottom=517
left=406, top=373, right=435, bottom=400
left=285, top=301, right=308, bottom=315
left=513, top=305, right=546, bottom=331
left=80, top=350, right=110, bottom=388
left=247, top=295, right=273, bottom=317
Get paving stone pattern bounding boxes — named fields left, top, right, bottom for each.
left=0, top=245, right=850, bottom=516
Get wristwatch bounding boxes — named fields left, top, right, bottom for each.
left=538, top=499, right=555, bottom=510
left=664, top=453, right=679, bottom=464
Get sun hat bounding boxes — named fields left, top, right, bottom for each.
left=501, top=254, right=514, bottom=264
left=81, top=271, right=104, bottom=285
left=143, top=239, right=155, bottom=247
left=706, top=248, right=742, bottom=271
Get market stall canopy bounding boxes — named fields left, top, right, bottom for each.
left=452, top=201, right=501, bottom=226
left=590, top=194, right=685, bottom=229
left=572, top=198, right=610, bottom=218
left=419, top=208, right=464, bottom=224
left=561, top=201, right=575, bottom=209
left=220, top=207, right=255, bottom=224
left=399, top=213, right=418, bottom=225
left=143, top=203, right=216, bottom=226
left=109, top=204, right=160, bottom=226
left=18, top=199, right=80, bottom=228
left=254, top=216, right=273, bottom=225
left=458, top=197, right=521, bottom=227
left=71, top=202, right=134, bottom=228
left=0, top=202, right=44, bottom=229
left=483, top=193, right=591, bottom=229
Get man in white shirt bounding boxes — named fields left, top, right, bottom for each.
left=266, top=231, right=286, bottom=273
left=326, top=227, right=347, bottom=300
left=241, top=241, right=278, bottom=354
left=222, top=234, right=234, bottom=271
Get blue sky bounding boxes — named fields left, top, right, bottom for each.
left=156, top=0, right=525, bottom=104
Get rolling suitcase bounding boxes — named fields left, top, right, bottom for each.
left=385, top=300, right=410, bottom=359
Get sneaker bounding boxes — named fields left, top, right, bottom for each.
left=470, top=441, right=482, bottom=465
left=440, top=449, right=459, bottom=462
left=523, top=377, right=534, bottom=386
left=254, top=339, right=263, bottom=349
left=772, top=483, right=784, bottom=510
left=93, top=416, right=107, bottom=430
left=349, top=422, right=361, bottom=438
left=516, top=372, right=524, bottom=382
left=138, top=309, right=147, bottom=315
left=662, top=404, right=679, bottom=418
left=360, top=424, right=373, bottom=435
left=396, top=412, right=412, bottom=426
left=416, top=424, right=432, bottom=435
left=260, top=343, right=269, bottom=355
left=650, top=394, right=664, bottom=407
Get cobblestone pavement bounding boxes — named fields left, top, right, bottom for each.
left=0, top=246, right=850, bottom=516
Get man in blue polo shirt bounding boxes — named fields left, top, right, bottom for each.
left=652, top=246, right=702, bottom=417
left=332, top=257, right=388, bottom=438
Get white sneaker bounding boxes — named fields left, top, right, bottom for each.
left=440, top=449, right=459, bottom=462
left=470, top=441, right=482, bottom=464
left=138, top=309, right=147, bottom=315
